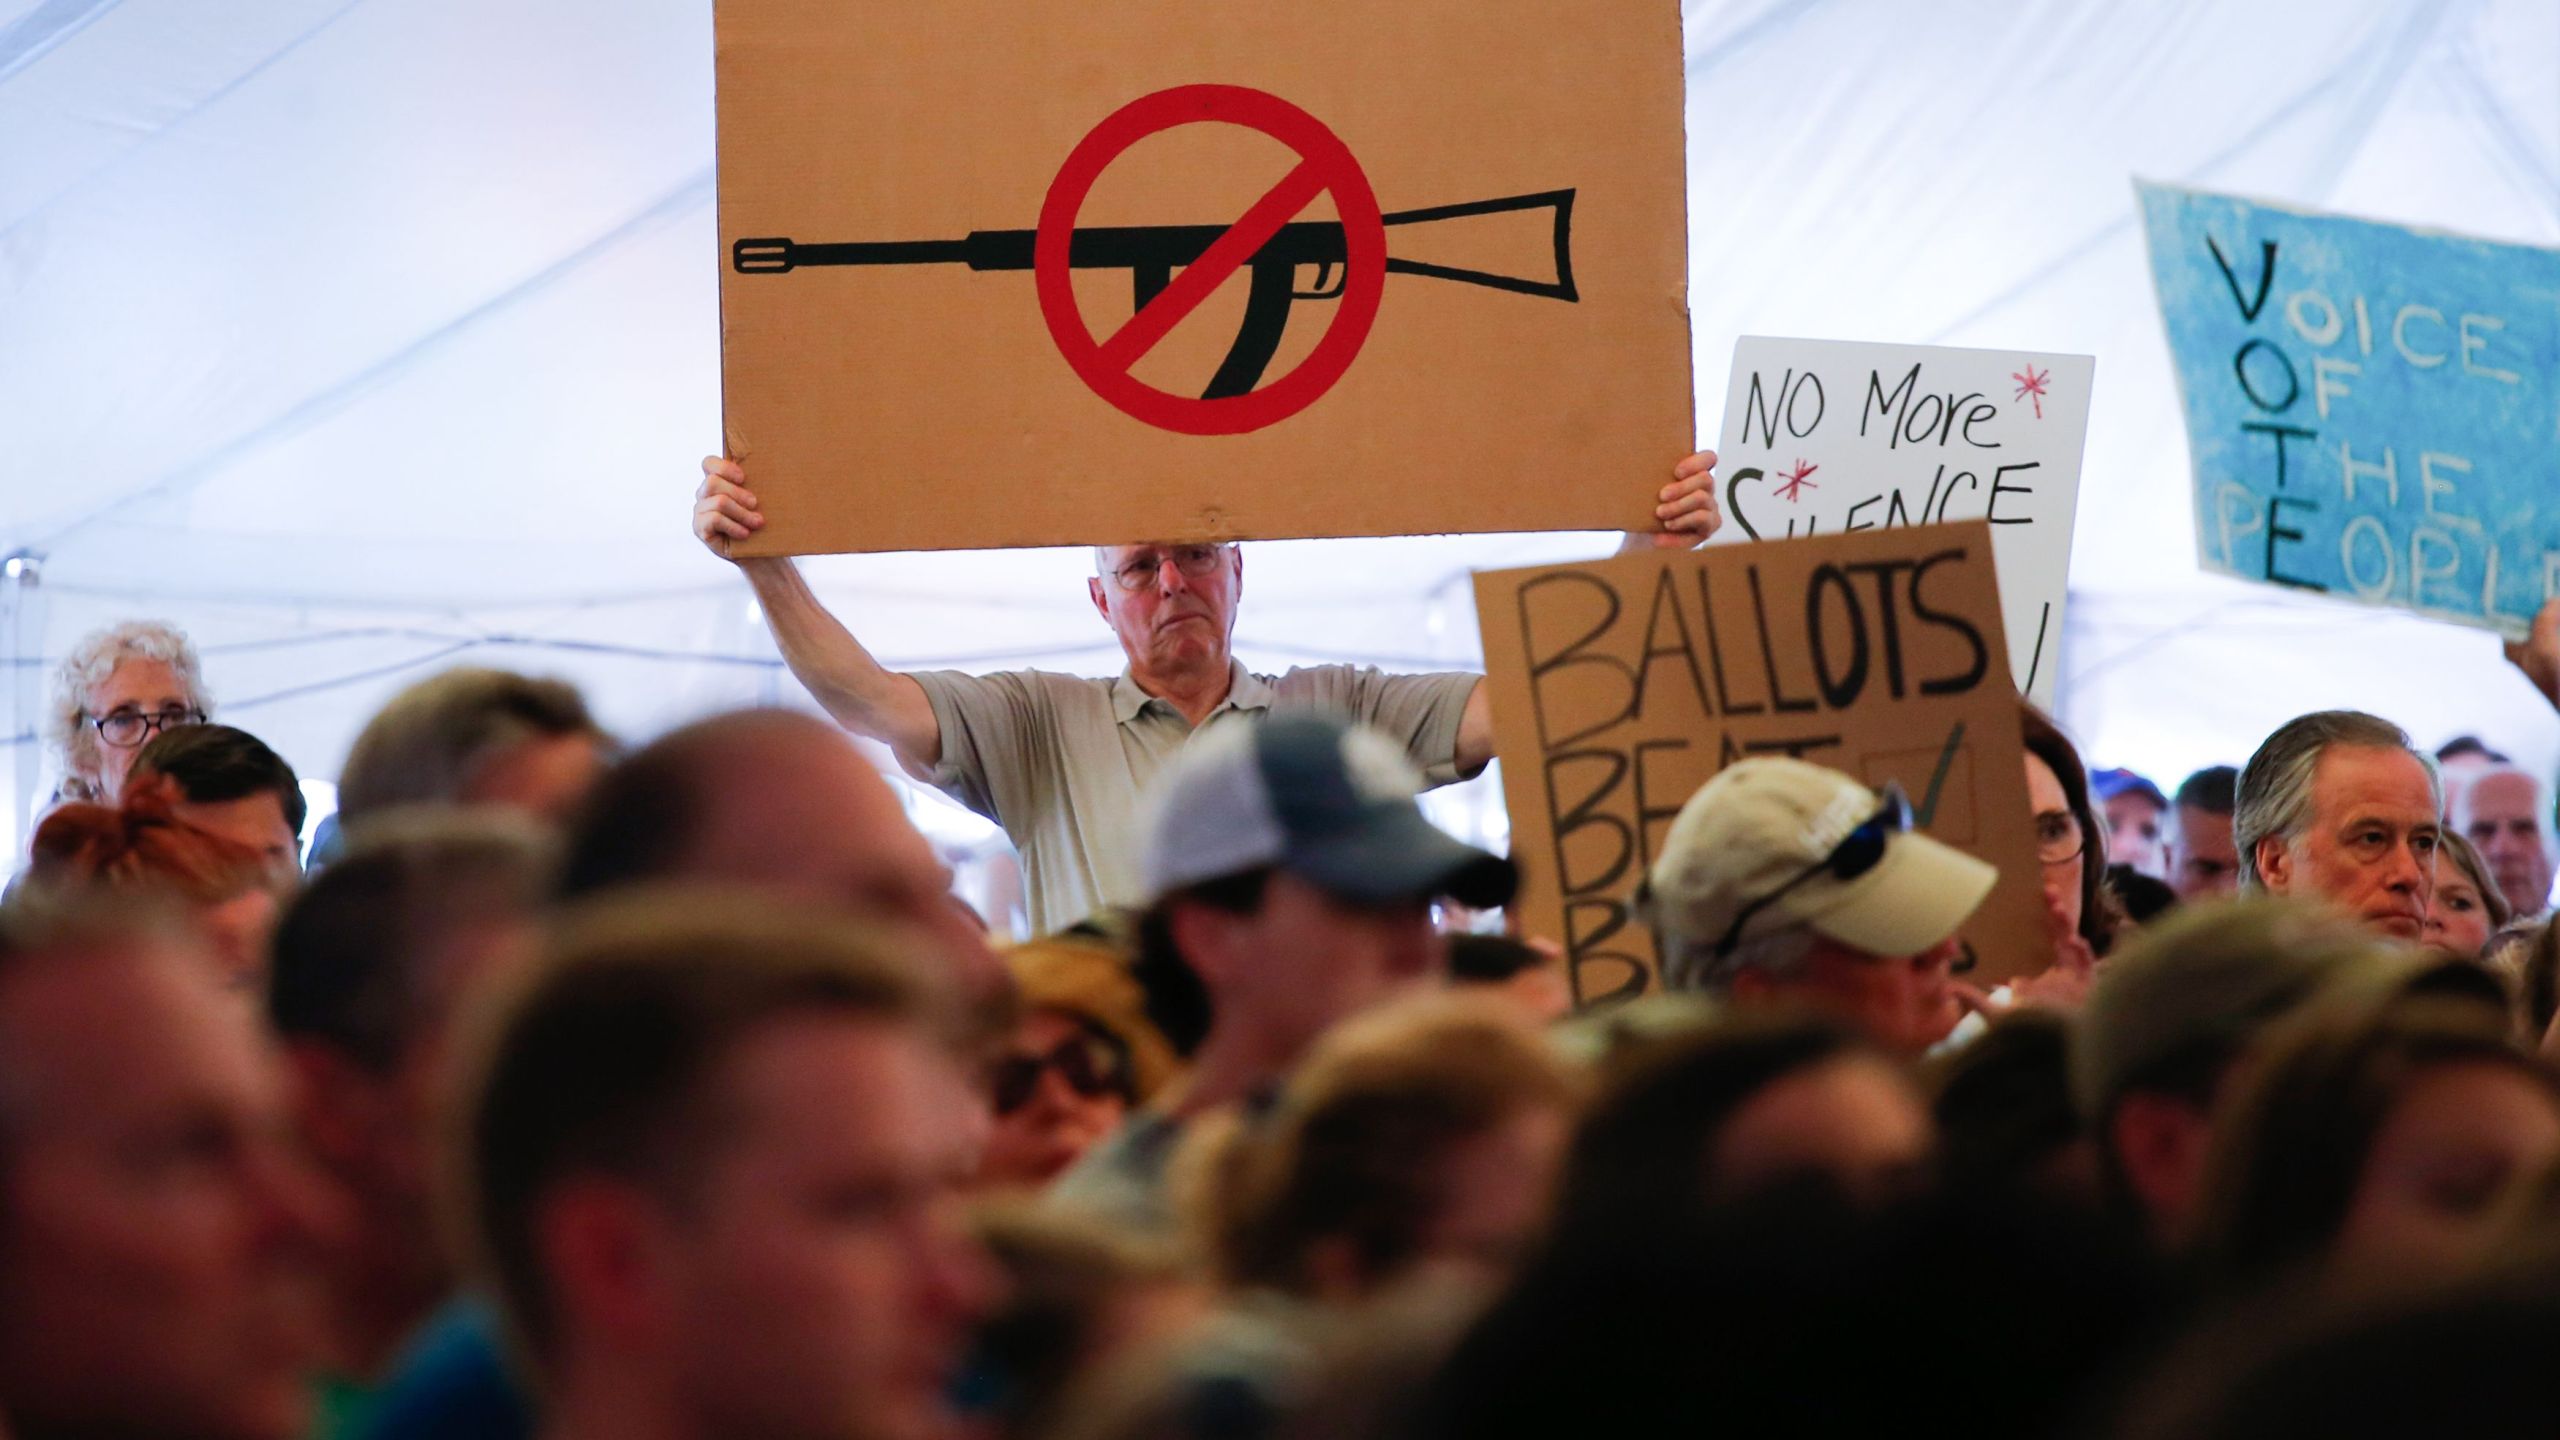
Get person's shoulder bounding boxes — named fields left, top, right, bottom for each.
left=1273, top=663, right=1481, bottom=701
left=915, top=665, right=1107, bottom=682
left=362, top=1298, right=531, bottom=1440
left=1078, top=1108, right=1186, bottom=1170
left=1018, top=669, right=1129, bottom=718
left=914, top=667, right=1113, bottom=702
left=1048, top=1111, right=1186, bottom=1221
left=1269, top=662, right=1385, bottom=693
left=1014, top=667, right=1117, bottom=689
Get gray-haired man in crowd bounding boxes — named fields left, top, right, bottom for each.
left=1640, top=757, right=1998, bottom=1057
left=2236, top=709, right=2442, bottom=941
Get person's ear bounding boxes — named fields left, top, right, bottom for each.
left=280, top=1042, right=392, bottom=1177
left=1089, top=575, right=1113, bottom=625
left=1302, top=1236, right=1372, bottom=1304
left=2108, top=1094, right=2211, bottom=1243
left=2254, top=835, right=2293, bottom=892
left=538, top=1178, right=680, bottom=1357
left=1168, top=901, right=1243, bottom=994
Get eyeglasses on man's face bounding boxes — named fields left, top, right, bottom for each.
left=90, top=704, right=205, bottom=749
left=1108, top=544, right=1228, bottom=593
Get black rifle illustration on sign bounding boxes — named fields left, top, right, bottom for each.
left=732, top=189, right=1577, bottom=399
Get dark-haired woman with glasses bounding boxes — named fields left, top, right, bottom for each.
left=2015, top=704, right=2128, bottom=1005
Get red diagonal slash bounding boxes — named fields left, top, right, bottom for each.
left=1095, top=160, right=1328, bottom=373
left=1036, top=85, right=1385, bottom=436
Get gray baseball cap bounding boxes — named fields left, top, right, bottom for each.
left=1141, top=713, right=1516, bottom=908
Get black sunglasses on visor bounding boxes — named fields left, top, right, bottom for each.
left=1705, top=781, right=1913, bottom=959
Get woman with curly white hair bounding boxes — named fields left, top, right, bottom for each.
left=46, top=620, right=213, bottom=805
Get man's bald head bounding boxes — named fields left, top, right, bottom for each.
left=557, top=710, right=1003, bottom=1009
left=560, top=709, right=934, bottom=893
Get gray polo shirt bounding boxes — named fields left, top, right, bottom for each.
left=909, top=659, right=1480, bottom=934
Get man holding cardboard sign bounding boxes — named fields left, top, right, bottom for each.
left=694, top=455, right=1721, bottom=935
left=707, top=0, right=1710, bottom=934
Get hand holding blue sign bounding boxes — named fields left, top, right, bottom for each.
left=2503, top=598, right=2560, bottom=710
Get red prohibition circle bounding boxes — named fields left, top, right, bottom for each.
left=1035, top=85, right=1386, bottom=436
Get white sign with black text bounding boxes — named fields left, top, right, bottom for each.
left=1710, top=336, right=2093, bottom=706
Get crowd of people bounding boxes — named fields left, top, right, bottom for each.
left=11, top=459, right=2560, bottom=1440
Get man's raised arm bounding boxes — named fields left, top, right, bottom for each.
left=693, top=457, right=943, bottom=773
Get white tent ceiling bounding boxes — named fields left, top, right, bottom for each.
left=6, top=0, right=2559, bottom=862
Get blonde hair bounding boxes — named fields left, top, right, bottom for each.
left=1004, top=922, right=1181, bottom=1104
left=2435, top=830, right=2515, bottom=932
left=47, top=620, right=210, bottom=802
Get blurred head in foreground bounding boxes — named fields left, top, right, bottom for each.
left=454, top=889, right=996, bottom=1440
left=0, top=898, right=340, bottom=1440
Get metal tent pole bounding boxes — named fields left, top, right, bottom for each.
left=2, top=551, right=47, bottom=861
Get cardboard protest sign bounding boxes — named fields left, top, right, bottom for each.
left=2141, top=182, right=2560, bottom=635
left=1474, top=521, right=2050, bottom=1006
left=1709, top=337, right=2093, bottom=706
left=716, top=0, right=1693, bottom=555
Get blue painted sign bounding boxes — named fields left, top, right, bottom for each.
left=2140, top=182, right=2560, bottom=635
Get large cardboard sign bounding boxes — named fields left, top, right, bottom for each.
left=2141, top=182, right=2560, bottom=634
left=1475, top=521, right=2049, bottom=1006
left=716, top=1, right=1693, bottom=555
left=1710, top=337, right=2093, bottom=706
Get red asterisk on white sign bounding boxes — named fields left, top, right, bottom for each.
left=1775, top=459, right=1819, bottom=502
left=2012, top=364, right=2050, bottom=419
